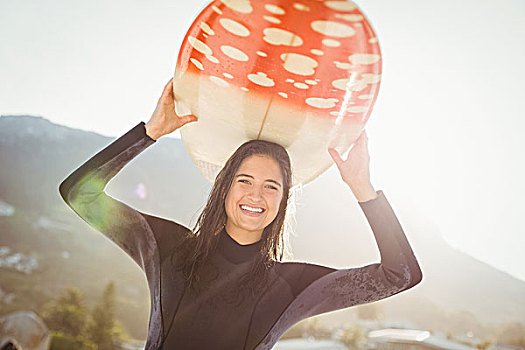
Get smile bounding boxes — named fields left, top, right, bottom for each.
left=240, top=204, right=265, bottom=214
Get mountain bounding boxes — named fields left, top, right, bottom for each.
left=0, top=115, right=210, bottom=221
left=1, top=115, right=524, bottom=340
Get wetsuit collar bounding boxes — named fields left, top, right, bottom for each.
left=218, top=228, right=263, bottom=264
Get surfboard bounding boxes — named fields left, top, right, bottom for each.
left=174, top=0, right=381, bottom=185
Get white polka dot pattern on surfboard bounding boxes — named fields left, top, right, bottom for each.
left=174, top=0, right=381, bottom=185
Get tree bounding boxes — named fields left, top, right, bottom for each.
left=496, top=322, right=525, bottom=347
left=280, top=318, right=332, bottom=340
left=49, top=331, right=97, bottom=350
left=88, top=281, right=117, bottom=350
left=356, top=302, right=383, bottom=321
left=340, top=325, right=367, bottom=350
left=41, top=287, right=89, bottom=336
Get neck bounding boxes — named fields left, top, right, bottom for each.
left=224, top=224, right=263, bottom=245
left=218, top=228, right=263, bottom=264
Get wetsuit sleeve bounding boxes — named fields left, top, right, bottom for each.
left=290, top=190, right=422, bottom=316
left=58, top=121, right=189, bottom=271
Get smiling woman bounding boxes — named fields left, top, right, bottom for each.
left=225, top=154, right=285, bottom=244
left=58, top=78, right=422, bottom=349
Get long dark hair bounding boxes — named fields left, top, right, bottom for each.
left=178, top=139, right=293, bottom=295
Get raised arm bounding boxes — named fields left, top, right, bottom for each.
left=59, top=121, right=162, bottom=271
left=304, top=130, right=423, bottom=307
left=58, top=78, right=198, bottom=271
left=284, top=188, right=422, bottom=297
left=282, top=189, right=422, bottom=310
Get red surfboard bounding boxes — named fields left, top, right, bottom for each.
left=174, top=0, right=381, bottom=185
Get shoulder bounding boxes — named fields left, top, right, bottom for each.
left=139, top=212, right=194, bottom=259
left=273, top=261, right=337, bottom=298
left=140, top=212, right=192, bottom=236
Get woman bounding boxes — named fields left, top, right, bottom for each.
left=59, top=78, right=422, bottom=349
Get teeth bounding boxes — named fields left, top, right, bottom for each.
left=241, top=205, right=264, bottom=213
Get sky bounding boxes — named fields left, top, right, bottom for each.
left=1, top=0, right=524, bottom=281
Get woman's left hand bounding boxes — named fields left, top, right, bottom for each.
left=328, top=130, right=378, bottom=202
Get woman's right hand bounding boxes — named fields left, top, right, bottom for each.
left=145, top=78, right=198, bottom=140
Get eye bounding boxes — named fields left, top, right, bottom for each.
left=238, top=179, right=251, bottom=184
left=265, top=184, right=278, bottom=190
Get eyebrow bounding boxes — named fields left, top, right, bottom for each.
left=235, top=174, right=282, bottom=188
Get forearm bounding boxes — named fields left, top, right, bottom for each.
left=359, top=190, right=423, bottom=287
left=59, top=121, right=155, bottom=202
left=145, top=121, right=164, bottom=141
left=349, top=180, right=377, bottom=203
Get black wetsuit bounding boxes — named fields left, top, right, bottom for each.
left=59, top=121, right=423, bottom=350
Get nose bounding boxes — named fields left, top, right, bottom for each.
left=247, top=184, right=263, bottom=201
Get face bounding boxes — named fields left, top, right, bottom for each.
left=224, top=154, right=284, bottom=243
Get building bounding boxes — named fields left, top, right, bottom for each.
left=367, top=328, right=478, bottom=350
left=273, top=338, right=348, bottom=349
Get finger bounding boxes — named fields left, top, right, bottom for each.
left=180, top=114, right=198, bottom=125
left=356, top=130, right=367, bottom=143
left=361, top=130, right=368, bottom=145
left=161, top=78, right=174, bottom=100
left=352, top=130, right=368, bottom=150
left=328, top=148, right=344, bottom=168
left=164, top=77, right=173, bottom=89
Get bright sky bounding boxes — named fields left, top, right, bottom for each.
left=1, top=0, right=524, bottom=281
